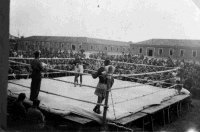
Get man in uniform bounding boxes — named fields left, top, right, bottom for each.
left=30, top=51, right=43, bottom=101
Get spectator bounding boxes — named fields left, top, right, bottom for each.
left=30, top=51, right=44, bottom=101
left=11, top=93, right=26, bottom=125
left=26, top=99, right=45, bottom=130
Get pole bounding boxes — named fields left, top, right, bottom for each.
left=102, top=76, right=111, bottom=131
left=0, top=0, right=10, bottom=129
left=180, top=68, right=183, bottom=85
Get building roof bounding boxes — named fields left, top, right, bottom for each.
left=132, top=39, right=200, bottom=47
left=22, top=36, right=87, bottom=44
left=9, top=34, right=18, bottom=40
left=22, top=36, right=129, bottom=46
left=86, top=37, right=129, bottom=46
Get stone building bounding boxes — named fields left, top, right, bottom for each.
left=18, top=36, right=130, bottom=55
left=130, top=39, right=200, bottom=62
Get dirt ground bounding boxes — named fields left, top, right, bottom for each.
left=157, top=99, right=200, bottom=132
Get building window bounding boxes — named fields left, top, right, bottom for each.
left=104, top=46, right=107, bottom=50
left=79, top=44, right=82, bottom=49
left=42, top=42, right=44, bottom=46
left=67, top=43, right=69, bottom=48
left=91, top=45, right=93, bottom=50
left=169, top=48, right=174, bottom=56
left=25, top=41, right=28, bottom=46
left=33, top=42, right=37, bottom=49
left=158, top=48, right=163, bottom=55
left=192, top=50, right=197, bottom=57
left=56, top=43, right=59, bottom=48
left=99, top=45, right=101, bottom=50
left=29, top=41, right=32, bottom=45
left=46, top=42, right=50, bottom=47
left=61, top=43, right=64, bottom=48
left=117, top=47, right=120, bottom=51
left=114, top=47, right=117, bottom=51
left=50, top=42, right=53, bottom=47
left=96, top=45, right=98, bottom=50
left=180, top=49, right=184, bottom=57
left=146, top=48, right=154, bottom=57
left=37, top=42, right=40, bottom=49
left=123, top=47, right=126, bottom=52
left=72, top=44, right=75, bottom=50
left=139, top=47, right=143, bottom=54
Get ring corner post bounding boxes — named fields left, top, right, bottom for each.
left=102, top=76, right=111, bottom=131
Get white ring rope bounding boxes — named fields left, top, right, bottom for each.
left=117, top=67, right=179, bottom=77
left=109, top=84, right=178, bottom=106
left=10, top=57, right=174, bottom=69
left=9, top=60, right=179, bottom=91
left=9, top=57, right=75, bottom=60
left=89, top=58, right=174, bottom=69
left=8, top=81, right=106, bottom=107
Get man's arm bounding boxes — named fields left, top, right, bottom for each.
left=38, top=61, right=44, bottom=71
left=92, top=67, right=104, bottom=79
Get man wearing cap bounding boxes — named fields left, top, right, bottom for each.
left=30, top=51, right=43, bottom=101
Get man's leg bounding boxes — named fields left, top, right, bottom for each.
left=74, top=74, right=78, bottom=87
left=80, top=74, right=82, bottom=87
left=30, top=78, right=36, bottom=101
left=93, top=96, right=104, bottom=114
left=35, top=78, right=41, bottom=100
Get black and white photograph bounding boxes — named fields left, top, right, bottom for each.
left=1, top=0, right=200, bottom=131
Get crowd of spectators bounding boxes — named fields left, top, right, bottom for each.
left=8, top=50, right=200, bottom=92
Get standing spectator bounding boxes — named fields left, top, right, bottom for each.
left=30, top=51, right=43, bottom=101
left=74, top=61, right=80, bottom=87
left=26, top=99, right=45, bottom=130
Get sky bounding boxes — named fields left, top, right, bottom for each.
left=10, top=0, right=200, bottom=42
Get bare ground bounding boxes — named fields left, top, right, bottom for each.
left=157, top=99, right=200, bottom=132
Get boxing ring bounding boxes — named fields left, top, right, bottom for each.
left=7, top=57, right=191, bottom=131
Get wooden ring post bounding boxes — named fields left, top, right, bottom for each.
left=102, top=75, right=111, bottom=131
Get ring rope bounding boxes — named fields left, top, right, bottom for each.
left=89, top=58, right=174, bottom=68
left=116, top=67, right=179, bottom=77
left=110, top=90, right=117, bottom=120
left=9, top=59, right=179, bottom=78
left=111, top=77, right=176, bottom=91
left=9, top=57, right=75, bottom=60
left=109, top=84, right=178, bottom=106
left=107, top=122, right=133, bottom=132
left=10, top=57, right=173, bottom=69
left=8, top=81, right=106, bottom=107
left=9, top=60, right=179, bottom=91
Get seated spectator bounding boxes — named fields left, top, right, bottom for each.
left=11, top=93, right=26, bottom=125
left=26, top=99, right=45, bottom=130
left=174, top=80, right=182, bottom=94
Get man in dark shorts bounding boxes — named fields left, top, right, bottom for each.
left=30, top=51, right=43, bottom=101
left=92, top=59, right=115, bottom=114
